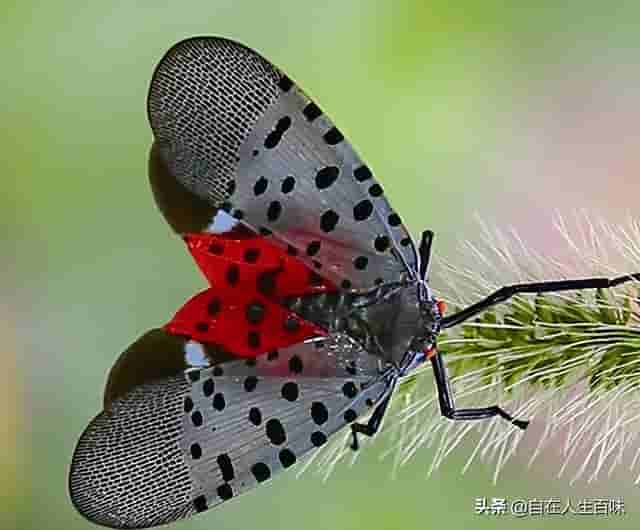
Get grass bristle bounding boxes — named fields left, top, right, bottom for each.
left=313, top=213, right=640, bottom=484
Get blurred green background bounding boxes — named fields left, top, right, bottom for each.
left=5, top=1, right=640, bottom=529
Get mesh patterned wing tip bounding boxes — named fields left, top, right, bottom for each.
left=69, top=376, right=195, bottom=529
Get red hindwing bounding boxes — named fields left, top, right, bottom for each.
left=164, top=231, right=337, bottom=358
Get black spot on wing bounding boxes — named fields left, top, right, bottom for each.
left=279, top=448, right=296, bottom=468
left=244, top=376, right=258, bottom=392
left=251, top=462, right=272, bottom=483
left=249, top=407, right=262, bottom=426
left=288, top=355, right=303, bottom=374
left=264, top=116, right=292, bottom=149
left=315, top=166, right=339, bottom=189
left=323, top=127, right=343, bottom=145
left=266, top=418, right=286, bottom=445
left=303, top=102, right=322, bottom=121
left=217, top=453, right=235, bottom=482
left=311, top=402, right=328, bottom=425
left=281, top=382, right=299, bottom=401
left=217, top=483, right=233, bottom=501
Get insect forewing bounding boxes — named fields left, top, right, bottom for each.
left=70, top=334, right=387, bottom=528
left=148, top=37, right=418, bottom=290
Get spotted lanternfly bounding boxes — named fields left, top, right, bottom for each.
left=69, top=37, right=640, bottom=528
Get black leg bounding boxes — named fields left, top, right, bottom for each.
left=350, top=389, right=395, bottom=451
left=440, top=273, right=640, bottom=329
left=431, top=352, right=529, bottom=430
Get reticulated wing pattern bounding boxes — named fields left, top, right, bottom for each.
left=70, top=334, right=386, bottom=528
left=181, top=370, right=388, bottom=516
left=69, top=376, right=195, bottom=528
left=148, top=37, right=418, bottom=291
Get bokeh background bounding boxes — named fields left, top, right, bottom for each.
left=5, top=1, right=639, bottom=529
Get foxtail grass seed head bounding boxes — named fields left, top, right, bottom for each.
left=313, top=213, right=640, bottom=484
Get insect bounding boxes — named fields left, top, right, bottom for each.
left=69, top=36, right=640, bottom=528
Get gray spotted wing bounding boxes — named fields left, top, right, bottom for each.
left=148, top=37, right=418, bottom=291
left=69, top=332, right=388, bottom=528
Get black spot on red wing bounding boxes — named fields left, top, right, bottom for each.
left=341, top=279, right=352, bottom=290
left=213, top=365, right=224, bottom=377
left=213, top=393, right=226, bottom=411
left=217, top=453, right=235, bottom=482
left=188, top=370, right=200, bottom=382
left=217, top=483, right=233, bottom=501
left=257, top=270, right=278, bottom=296
left=191, top=411, right=203, bottom=427
left=209, top=242, right=224, bottom=255
left=278, top=75, right=293, bottom=91
left=374, top=235, right=391, bottom=252
left=245, top=301, right=266, bottom=324
left=288, top=355, right=304, bottom=374
left=388, top=213, right=401, bottom=226
left=203, top=379, right=214, bottom=397
left=207, top=298, right=222, bottom=316
left=311, top=402, right=328, bottom=425
left=251, top=462, right=271, bottom=483
left=249, top=407, right=262, bottom=426
left=195, top=322, right=209, bottom=333
left=244, top=376, right=258, bottom=392
left=283, top=315, right=300, bottom=333
left=303, top=102, right=322, bottom=121
left=323, top=127, right=343, bottom=145
left=320, top=210, right=339, bottom=232
left=281, top=176, right=295, bottom=194
left=354, top=256, right=368, bottom=270
left=184, top=396, right=194, bottom=413
left=267, top=350, right=279, bottom=361
left=248, top=331, right=261, bottom=349
left=344, top=409, right=357, bottom=423
left=267, top=201, right=282, bottom=221
left=226, top=264, right=240, bottom=286
left=244, top=248, right=261, bottom=263
left=310, top=431, right=327, bottom=447
left=309, top=270, right=324, bottom=286
left=354, top=165, right=372, bottom=182
left=368, top=184, right=384, bottom=197
left=281, top=382, right=299, bottom=401
left=254, top=177, right=268, bottom=196
left=279, top=448, right=296, bottom=468
left=190, top=443, right=202, bottom=459
left=286, top=245, right=298, bottom=256
left=315, top=166, right=339, bottom=189
left=353, top=200, right=373, bottom=221
left=306, top=241, right=321, bottom=256
left=342, top=382, right=358, bottom=399
left=264, top=116, right=292, bottom=149
left=266, top=418, right=286, bottom=445
left=400, top=237, right=412, bottom=247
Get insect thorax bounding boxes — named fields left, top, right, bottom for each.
left=283, top=282, right=439, bottom=365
